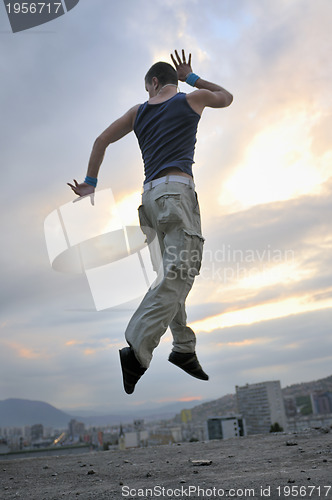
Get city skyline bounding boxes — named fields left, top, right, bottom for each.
left=1, top=374, right=332, bottom=425
left=1, top=0, right=332, bottom=412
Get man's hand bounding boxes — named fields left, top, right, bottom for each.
left=67, top=179, right=95, bottom=197
left=171, top=49, right=193, bottom=82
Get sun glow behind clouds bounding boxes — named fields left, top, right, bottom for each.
left=4, top=340, right=43, bottom=360
left=219, top=110, right=331, bottom=212
left=115, top=191, right=141, bottom=226
left=232, top=260, right=311, bottom=292
left=218, top=337, right=272, bottom=348
left=190, top=295, right=332, bottom=333
left=99, top=190, right=141, bottom=234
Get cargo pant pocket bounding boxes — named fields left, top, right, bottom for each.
left=138, top=204, right=162, bottom=275
left=181, top=229, right=205, bottom=277
left=138, top=205, right=153, bottom=241
left=155, top=193, right=182, bottom=228
left=165, top=228, right=205, bottom=279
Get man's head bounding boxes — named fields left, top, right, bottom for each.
left=145, top=62, right=178, bottom=97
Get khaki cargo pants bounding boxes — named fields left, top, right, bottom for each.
left=125, top=179, right=204, bottom=368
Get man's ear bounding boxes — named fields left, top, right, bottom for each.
left=152, top=76, right=159, bottom=90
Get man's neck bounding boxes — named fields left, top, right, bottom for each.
left=148, top=84, right=178, bottom=104
left=157, top=83, right=178, bottom=95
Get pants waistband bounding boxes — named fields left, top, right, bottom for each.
left=143, top=175, right=195, bottom=193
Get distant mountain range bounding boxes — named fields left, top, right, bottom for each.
left=282, top=374, right=332, bottom=398
left=1, top=374, right=331, bottom=429
left=0, top=398, right=205, bottom=429
left=0, top=399, right=72, bottom=428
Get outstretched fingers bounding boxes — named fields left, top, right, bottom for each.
left=67, top=179, right=78, bottom=191
left=67, top=179, right=79, bottom=194
left=171, top=49, right=193, bottom=82
left=170, top=52, right=177, bottom=68
left=174, top=49, right=182, bottom=65
left=171, top=49, right=190, bottom=67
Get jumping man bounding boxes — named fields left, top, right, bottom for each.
left=68, top=49, right=233, bottom=394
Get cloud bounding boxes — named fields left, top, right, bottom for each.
left=193, top=0, right=332, bottom=211
left=184, top=177, right=332, bottom=352
left=1, top=0, right=332, bottom=411
left=196, top=307, right=332, bottom=388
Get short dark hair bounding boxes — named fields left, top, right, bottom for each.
left=145, top=62, right=178, bottom=86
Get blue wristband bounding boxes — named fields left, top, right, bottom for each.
left=85, top=176, right=98, bottom=187
left=185, top=72, right=200, bottom=87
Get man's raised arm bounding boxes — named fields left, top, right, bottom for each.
left=171, top=49, right=233, bottom=115
left=68, top=104, right=140, bottom=197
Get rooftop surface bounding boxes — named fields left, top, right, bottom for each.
left=1, top=430, right=331, bottom=499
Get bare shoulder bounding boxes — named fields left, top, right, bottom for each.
left=97, top=104, right=143, bottom=144
left=186, top=89, right=211, bottom=115
left=186, top=88, right=233, bottom=114
left=126, top=103, right=142, bottom=117
left=129, top=103, right=142, bottom=114
left=121, top=103, right=142, bottom=129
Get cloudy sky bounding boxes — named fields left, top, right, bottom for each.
left=1, top=0, right=331, bottom=416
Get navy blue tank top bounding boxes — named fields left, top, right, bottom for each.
left=134, top=92, right=201, bottom=183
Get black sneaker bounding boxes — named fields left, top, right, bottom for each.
left=168, top=351, right=209, bottom=381
left=119, top=347, right=146, bottom=394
